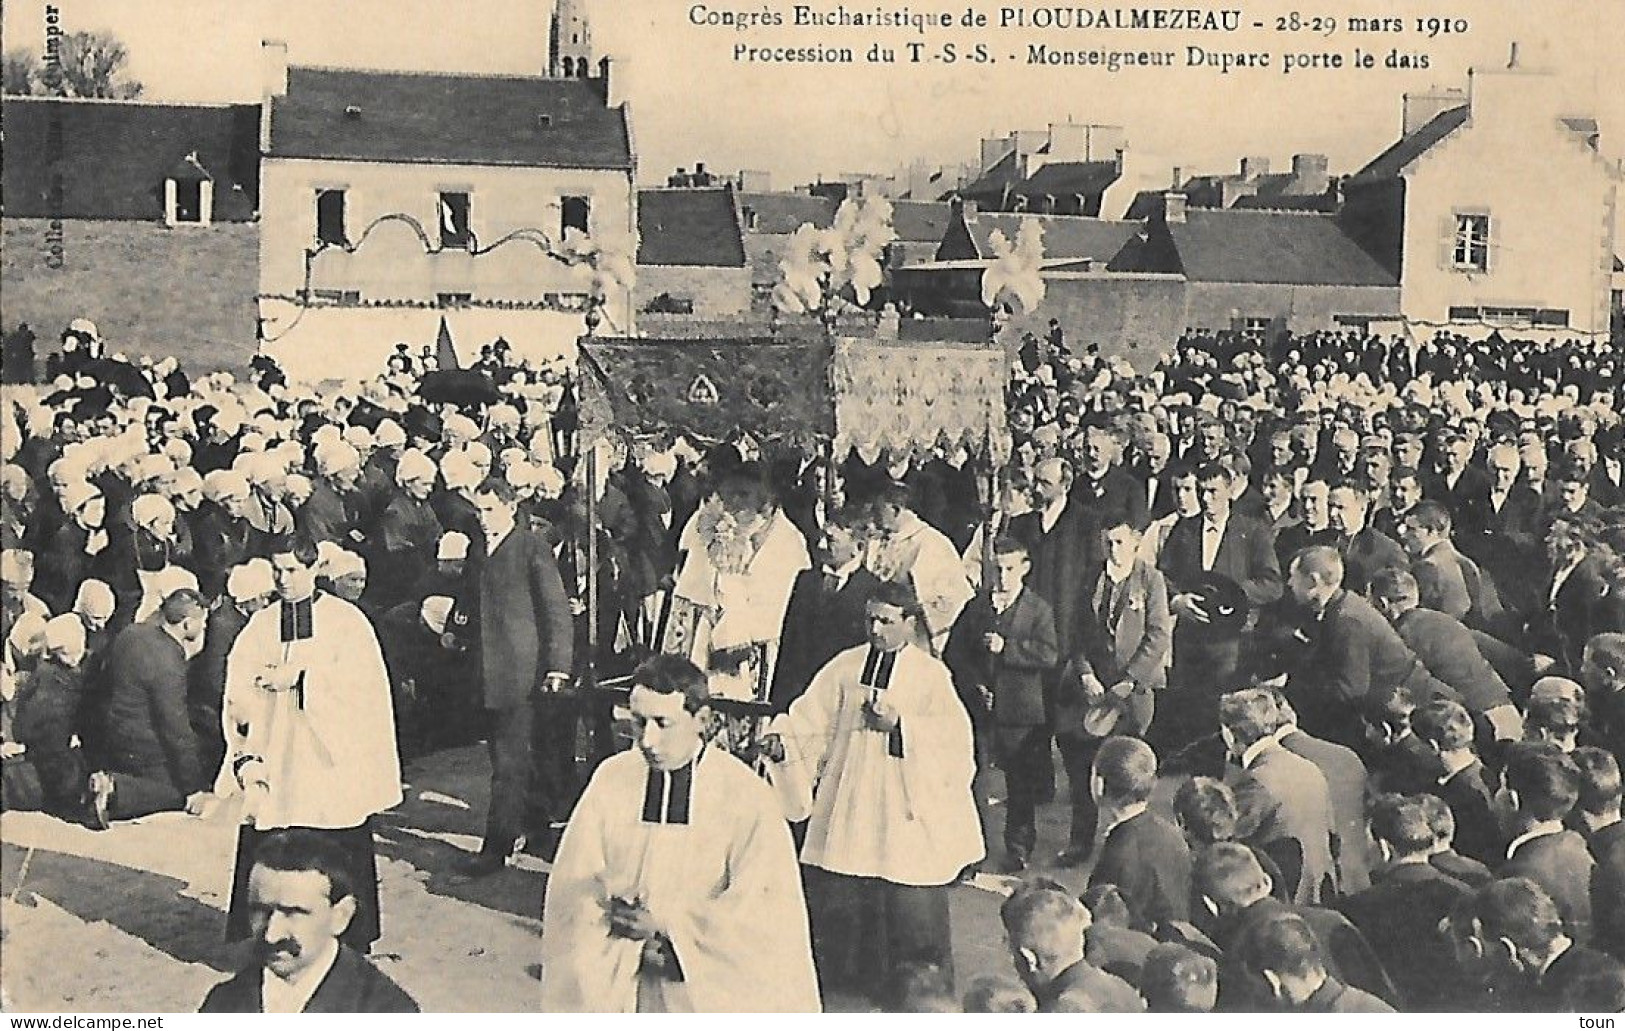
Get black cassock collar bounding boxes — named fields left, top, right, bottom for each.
left=860, top=646, right=906, bottom=758
left=279, top=591, right=319, bottom=643
left=641, top=747, right=704, bottom=825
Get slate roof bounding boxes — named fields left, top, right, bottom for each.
left=636, top=188, right=746, bottom=267
left=1143, top=208, right=1398, bottom=286
left=961, top=155, right=1121, bottom=206
left=268, top=66, right=631, bottom=169
left=1, top=96, right=260, bottom=220
left=1348, top=105, right=1469, bottom=182
left=738, top=192, right=838, bottom=235
left=890, top=200, right=952, bottom=243
left=1232, top=192, right=1338, bottom=212
left=965, top=213, right=1141, bottom=263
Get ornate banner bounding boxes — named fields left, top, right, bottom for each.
left=578, top=339, right=836, bottom=447
left=831, top=339, right=1010, bottom=463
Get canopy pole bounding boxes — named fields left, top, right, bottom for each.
left=981, top=441, right=998, bottom=588
left=585, top=442, right=599, bottom=691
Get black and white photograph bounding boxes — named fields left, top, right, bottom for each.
left=1, top=0, right=1623, bottom=1015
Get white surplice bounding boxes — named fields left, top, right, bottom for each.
left=769, top=643, right=985, bottom=886
left=214, top=593, right=402, bottom=830
left=540, top=746, right=820, bottom=1013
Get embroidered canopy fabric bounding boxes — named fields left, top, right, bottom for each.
left=578, top=340, right=835, bottom=449
left=577, top=337, right=1008, bottom=458
left=831, top=340, right=1010, bottom=463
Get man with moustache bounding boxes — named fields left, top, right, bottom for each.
left=200, top=830, right=418, bottom=1013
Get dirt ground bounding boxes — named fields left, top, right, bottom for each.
left=0, top=743, right=1100, bottom=1013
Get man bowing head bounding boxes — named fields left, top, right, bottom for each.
left=540, top=655, right=819, bottom=1013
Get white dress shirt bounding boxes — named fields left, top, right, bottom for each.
left=261, top=940, right=339, bottom=1014
left=1200, top=514, right=1229, bottom=571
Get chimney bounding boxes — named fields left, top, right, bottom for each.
left=1162, top=192, right=1187, bottom=224
left=594, top=56, right=627, bottom=107
left=1402, top=87, right=1468, bottom=135
left=980, top=136, right=1013, bottom=176
left=1046, top=122, right=1089, bottom=163
left=259, top=40, right=288, bottom=154
left=1290, top=153, right=1329, bottom=193
left=1507, top=41, right=1520, bottom=68
left=261, top=39, right=288, bottom=98
left=1171, top=166, right=1183, bottom=189
left=1114, top=147, right=1125, bottom=175
left=1239, top=155, right=1270, bottom=180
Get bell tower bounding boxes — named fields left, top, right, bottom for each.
left=549, top=0, right=593, bottom=78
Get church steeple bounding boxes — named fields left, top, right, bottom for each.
left=549, top=0, right=593, bottom=78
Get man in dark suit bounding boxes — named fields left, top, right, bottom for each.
left=1531, top=518, right=1609, bottom=677
left=1470, top=876, right=1625, bottom=1012
left=1055, top=518, right=1170, bottom=861
left=1007, top=456, right=1095, bottom=808
left=1198, top=843, right=1398, bottom=1010
left=1571, top=747, right=1625, bottom=960
left=1334, top=794, right=1470, bottom=1009
left=1158, top=462, right=1281, bottom=750
left=999, top=884, right=1146, bottom=1012
left=1370, top=567, right=1519, bottom=731
left=1086, top=736, right=1191, bottom=929
left=1327, top=483, right=1406, bottom=595
left=1422, top=429, right=1489, bottom=538
left=1274, top=478, right=1336, bottom=571
left=770, top=509, right=881, bottom=713
left=200, top=830, right=418, bottom=1013
left=460, top=478, right=573, bottom=876
left=1465, top=441, right=1543, bottom=618
left=1244, top=914, right=1394, bottom=1012
left=1411, top=699, right=1505, bottom=864
left=1283, top=547, right=1449, bottom=750
left=944, top=537, right=1058, bottom=871
left=88, top=589, right=211, bottom=825
left=1497, top=740, right=1595, bottom=943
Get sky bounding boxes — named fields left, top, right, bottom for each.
left=5, top=0, right=1622, bottom=189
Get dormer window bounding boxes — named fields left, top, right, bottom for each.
left=344, top=105, right=362, bottom=119
left=165, top=153, right=213, bottom=227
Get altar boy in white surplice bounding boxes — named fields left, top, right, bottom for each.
left=541, top=654, right=819, bottom=1013
left=216, top=536, right=402, bottom=952
left=762, top=580, right=984, bottom=1003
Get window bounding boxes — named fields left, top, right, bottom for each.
left=173, top=180, right=204, bottom=223
left=1453, top=213, right=1490, bottom=271
left=316, top=189, right=347, bottom=246
left=309, top=289, right=361, bottom=304
left=439, top=192, right=472, bottom=249
left=1447, top=306, right=1567, bottom=328
left=1241, top=316, right=1273, bottom=333
left=165, top=177, right=211, bottom=226
left=436, top=292, right=473, bottom=307
left=561, top=196, right=591, bottom=236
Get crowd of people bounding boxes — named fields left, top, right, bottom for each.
left=2, top=315, right=1624, bottom=1013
